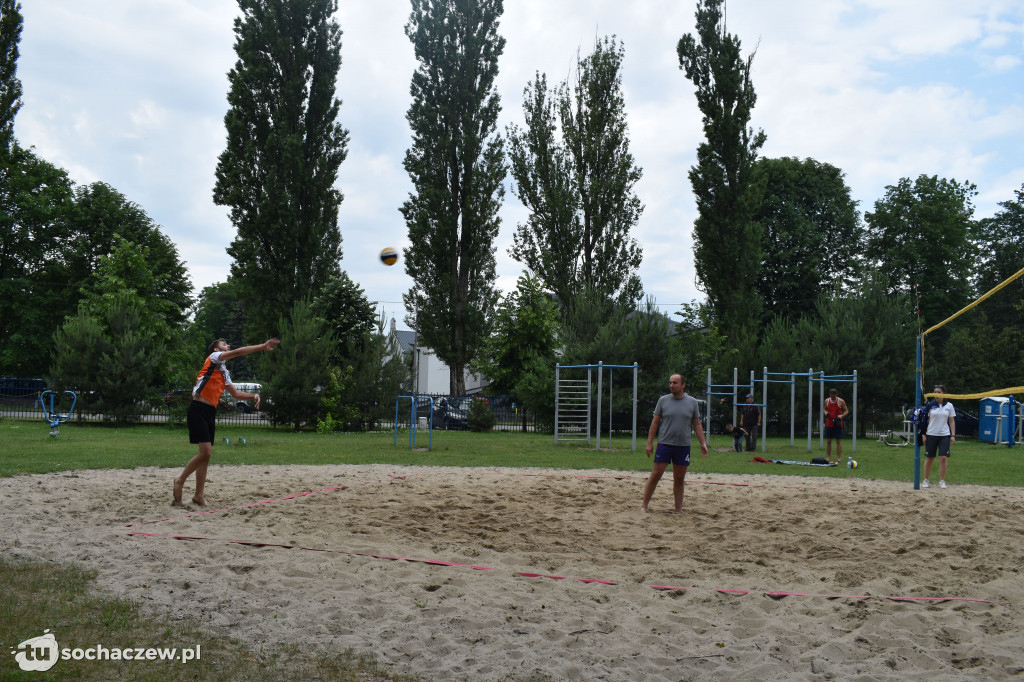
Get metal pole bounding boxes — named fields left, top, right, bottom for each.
left=732, top=367, right=738, bottom=426
left=597, top=362, right=603, bottom=450
left=707, top=367, right=713, bottom=436
left=852, top=369, right=858, bottom=454
left=819, top=372, right=825, bottom=449
left=807, top=367, right=813, bottom=452
left=608, top=367, right=614, bottom=449
left=554, top=364, right=560, bottom=445
left=790, top=371, right=796, bottom=446
left=914, top=338, right=922, bottom=488
left=587, top=367, right=592, bottom=446
left=632, top=362, right=638, bottom=452
left=762, top=367, right=767, bottom=453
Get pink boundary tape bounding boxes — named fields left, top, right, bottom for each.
left=127, top=531, right=1008, bottom=605
left=121, top=470, right=1008, bottom=605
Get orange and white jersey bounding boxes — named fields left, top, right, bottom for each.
left=192, top=352, right=233, bottom=404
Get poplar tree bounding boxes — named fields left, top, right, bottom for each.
left=508, top=37, right=643, bottom=311
left=0, top=0, right=22, bottom=152
left=402, top=0, right=506, bottom=395
left=678, top=0, right=766, bottom=347
left=214, top=0, right=349, bottom=338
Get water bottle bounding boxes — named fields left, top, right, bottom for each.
left=846, top=456, right=852, bottom=469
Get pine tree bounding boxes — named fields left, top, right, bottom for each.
left=214, top=0, right=349, bottom=338
left=401, top=0, right=506, bottom=395
left=0, top=0, right=22, bottom=153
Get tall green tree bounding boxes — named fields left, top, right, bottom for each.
left=753, top=157, right=863, bottom=324
left=507, top=37, right=644, bottom=309
left=864, top=174, right=977, bottom=329
left=0, top=145, right=74, bottom=374
left=678, top=0, right=766, bottom=349
left=0, top=0, right=22, bottom=153
left=401, top=0, right=506, bottom=395
left=51, top=240, right=174, bottom=423
left=67, top=183, right=193, bottom=327
left=214, top=0, right=349, bottom=339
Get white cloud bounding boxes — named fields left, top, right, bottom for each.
left=12, top=0, right=1024, bottom=317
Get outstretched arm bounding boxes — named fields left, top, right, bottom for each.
left=219, top=338, right=280, bottom=362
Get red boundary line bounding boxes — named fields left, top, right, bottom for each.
left=127, top=531, right=1008, bottom=605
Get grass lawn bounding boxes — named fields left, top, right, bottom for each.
left=2, top=418, right=1021, bottom=680
left=2, top=418, right=1022, bottom=487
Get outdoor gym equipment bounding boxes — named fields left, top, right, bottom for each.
left=39, top=389, right=77, bottom=436
left=394, top=395, right=433, bottom=450
left=554, top=362, right=638, bottom=451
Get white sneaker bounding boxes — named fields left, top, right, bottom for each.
left=939, top=480, right=947, bottom=489
left=921, top=479, right=930, bottom=488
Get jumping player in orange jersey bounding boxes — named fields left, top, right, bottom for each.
left=173, top=337, right=279, bottom=505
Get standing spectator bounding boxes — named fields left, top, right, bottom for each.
left=823, top=388, right=850, bottom=464
left=922, top=385, right=956, bottom=489
left=641, top=374, right=709, bottom=512
left=741, top=393, right=761, bottom=451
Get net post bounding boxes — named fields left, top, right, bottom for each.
left=913, top=337, right=923, bottom=489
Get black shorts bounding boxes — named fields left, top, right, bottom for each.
left=925, top=434, right=951, bottom=458
left=824, top=425, right=843, bottom=439
left=187, top=400, right=217, bottom=444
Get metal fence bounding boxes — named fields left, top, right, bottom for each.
left=0, top=378, right=538, bottom=431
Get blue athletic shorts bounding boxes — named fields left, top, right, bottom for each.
left=654, top=443, right=691, bottom=466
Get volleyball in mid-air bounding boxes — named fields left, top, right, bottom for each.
left=380, top=247, right=398, bottom=266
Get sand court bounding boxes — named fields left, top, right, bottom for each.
left=2, top=464, right=1023, bottom=680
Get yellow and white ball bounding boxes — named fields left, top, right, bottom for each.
left=380, top=247, right=398, bottom=266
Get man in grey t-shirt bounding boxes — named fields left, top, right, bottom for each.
left=642, top=374, right=708, bottom=512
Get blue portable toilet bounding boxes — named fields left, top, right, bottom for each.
left=979, top=397, right=1010, bottom=443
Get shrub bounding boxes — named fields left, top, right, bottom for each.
left=468, top=397, right=496, bottom=432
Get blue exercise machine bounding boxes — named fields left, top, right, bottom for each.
left=39, top=390, right=77, bottom=436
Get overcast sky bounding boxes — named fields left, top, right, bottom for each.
left=14, top=0, right=1024, bottom=328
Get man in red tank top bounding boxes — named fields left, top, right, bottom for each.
left=823, top=388, right=849, bottom=464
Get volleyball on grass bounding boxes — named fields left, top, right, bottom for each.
left=380, top=247, right=398, bottom=266
left=848, top=459, right=858, bottom=469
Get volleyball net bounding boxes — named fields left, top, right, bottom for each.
left=918, top=264, right=1024, bottom=403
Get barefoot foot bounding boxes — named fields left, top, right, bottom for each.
left=191, top=495, right=206, bottom=506
left=173, top=478, right=183, bottom=503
